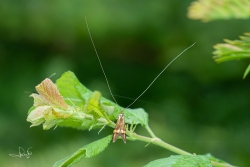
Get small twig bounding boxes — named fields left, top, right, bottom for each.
left=98, top=125, right=106, bottom=134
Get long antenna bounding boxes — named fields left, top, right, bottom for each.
left=85, top=17, right=118, bottom=104
left=125, top=42, right=195, bottom=109
left=85, top=17, right=195, bottom=109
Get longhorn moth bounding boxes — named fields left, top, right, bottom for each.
left=112, top=112, right=126, bottom=143
left=85, top=17, right=195, bottom=143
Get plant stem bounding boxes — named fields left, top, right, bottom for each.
left=126, top=131, right=235, bottom=167
left=127, top=131, right=192, bottom=155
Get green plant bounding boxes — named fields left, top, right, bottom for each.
left=188, top=0, right=250, bottom=78
left=213, top=33, right=250, bottom=79
left=187, top=0, right=250, bottom=22
left=27, top=71, right=235, bottom=167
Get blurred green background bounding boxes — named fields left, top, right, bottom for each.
left=1, top=0, right=250, bottom=166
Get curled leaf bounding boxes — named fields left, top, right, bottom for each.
left=36, top=78, right=68, bottom=110
left=30, top=93, right=50, bottom=107
left=26, top=106, right=51, bottom=127
left=85, top=91, right=107, bottom=118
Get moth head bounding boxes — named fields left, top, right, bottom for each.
left=118, top=112, right=124, bottom=119
left=118, top=111, right=124, bottom=119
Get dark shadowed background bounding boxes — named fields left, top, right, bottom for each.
left=1, top=0, right=250, bottom=166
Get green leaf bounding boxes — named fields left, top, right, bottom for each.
left=187, top=0, right=250, bottom=22
left=213, top=33, right=250, bottom=63
left=243, top=64, right=250, bottom=79
left=56, top=71, right=90, bottom=106
left=124, top=108, right=148, bottom=127
left=144, top=155, right=212, bottom=167
left=85, top=91, right=108, bottom=119
left=53, top=135, right=112, bottom=167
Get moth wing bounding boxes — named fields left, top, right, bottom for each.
left=121, top=132, right=126, bottom=143
left=112, top=132, right=119, bottom=143
left=121, top=118, right=126, bottom=143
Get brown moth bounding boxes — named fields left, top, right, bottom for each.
left=85, top=17, right=195, bottom=144
left=112, top=112, right=126, bottom=143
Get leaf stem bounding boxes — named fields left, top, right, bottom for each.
left=145, top=125, right=157, bottom=138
